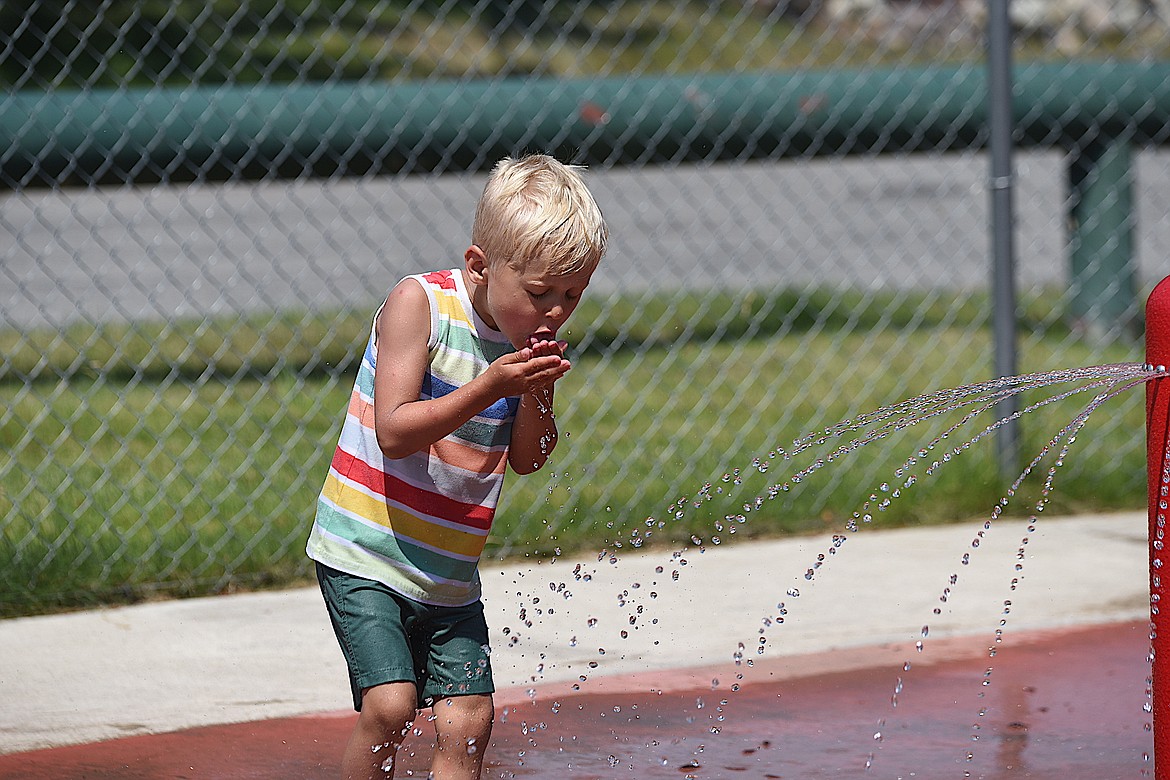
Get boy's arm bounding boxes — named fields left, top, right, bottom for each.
left=507, top=338, right=569, bottom=475
left=374, top=280, right=570, bottom=459
left=508, top=387, right=559, bottom=475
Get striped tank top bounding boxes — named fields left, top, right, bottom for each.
left=306, top=269, right=518, bottom=606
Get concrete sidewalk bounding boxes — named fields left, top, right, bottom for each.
left=0, top=511, right=1150, bottom=757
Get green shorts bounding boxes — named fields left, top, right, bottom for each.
left=316, top=563, right=495, bottom=711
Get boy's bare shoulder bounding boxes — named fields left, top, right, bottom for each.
left=377, top=277, right=431, bottom=341
left=384, top=276, right=431, bottom=312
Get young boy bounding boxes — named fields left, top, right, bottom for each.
left=306, top=154, right=608, bottom=780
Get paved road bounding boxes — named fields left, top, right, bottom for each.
left=3, top=151, right=1167, bottom=329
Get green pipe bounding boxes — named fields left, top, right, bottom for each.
left=3, top=61, right=1168, bottom=186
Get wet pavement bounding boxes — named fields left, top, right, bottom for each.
left=0, top=620, right=1151, bottom=779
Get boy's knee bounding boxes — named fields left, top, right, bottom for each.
left=358, top=683, right=419, bottom=741
left=433, top=694, right=494, bottom=739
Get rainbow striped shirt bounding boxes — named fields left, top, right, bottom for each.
left=306, top=269, right=518, bottom=606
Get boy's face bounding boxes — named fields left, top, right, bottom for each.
left=465, top=247, right=593, bottom=349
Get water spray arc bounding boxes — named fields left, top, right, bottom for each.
left=1148, top=275, right=1170, bottom=778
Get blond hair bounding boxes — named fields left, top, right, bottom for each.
left=472, top=154, right=608, bottom=276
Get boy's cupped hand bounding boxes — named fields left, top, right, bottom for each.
left=525, top=335, right=569, bottom=359
left=487, top=337, right=571, bottom=396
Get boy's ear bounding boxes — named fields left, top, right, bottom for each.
left=464, top=245, right=488, bottom=286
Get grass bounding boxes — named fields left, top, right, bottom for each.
left=0, top=373, right=336, bottom=611
left=0, top=287, right=1060, bottom=384
left=0, top=285, right=1149, bottom=617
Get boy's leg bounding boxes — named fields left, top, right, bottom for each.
left=316, top=566, right=432, bottom=780
left=429, top=693, right=494, bottom=780
left=418, top=599, right=495, bottom=778
left=341, top=682, right=418, bottom=780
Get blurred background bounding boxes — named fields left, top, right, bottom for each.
left=1, top=0, right=1167, bottom=615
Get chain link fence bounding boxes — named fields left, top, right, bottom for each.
left=2, top=0, right=1168, bottom=615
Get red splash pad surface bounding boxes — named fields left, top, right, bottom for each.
left=0, top=620, right=1151, bottom=779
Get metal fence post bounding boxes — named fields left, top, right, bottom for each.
left=988, top=0, right=1019, bottom=479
